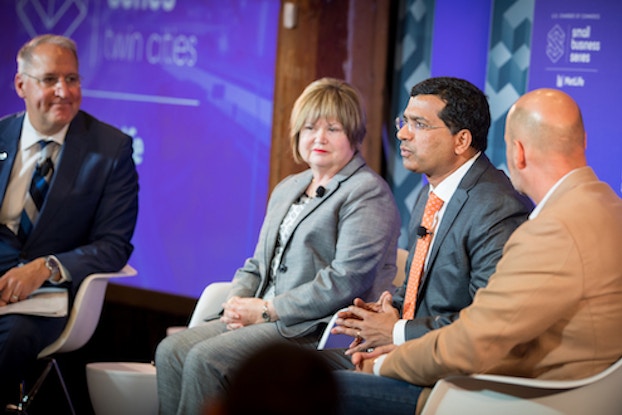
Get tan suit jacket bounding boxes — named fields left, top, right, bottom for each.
left=381, top=167, right=622, bottom=386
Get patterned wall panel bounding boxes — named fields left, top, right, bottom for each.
left=388, top=0, right=536, bottom=247
left=485, top=0, right=535, bottom=168
left=386, top=0, right=436, bottom=247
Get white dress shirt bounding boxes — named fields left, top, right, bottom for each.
left=392, top=152, right=481, bottom=345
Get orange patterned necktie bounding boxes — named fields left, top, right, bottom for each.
left=402, top=192, right=444, bottom=319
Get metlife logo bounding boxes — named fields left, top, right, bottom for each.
left=555, top=74, right=585, bottom=88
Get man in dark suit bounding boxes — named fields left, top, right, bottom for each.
left=0, top=34, right=138, bottom=406
left=336, top=88, right=622, bottom=415
left=325, top=77, right=532, bottom=368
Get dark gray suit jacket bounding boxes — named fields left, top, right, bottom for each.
left=393, top=153, right=533, bottom=340
left=228, top=153, right=401, bottom=338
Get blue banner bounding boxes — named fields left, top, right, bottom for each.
left=529, top=0, right=622, bottom=196
left=0, top=0, right=280, bottom=297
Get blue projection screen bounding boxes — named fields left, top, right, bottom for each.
left=529, top=0, right=622, bottom=197
left=0, top=0, right=280, bottom=298
left=1, top=1, right=620, bottom=299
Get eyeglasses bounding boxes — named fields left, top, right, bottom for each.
left=395, top=117, right=446, bottom=132
left=21, top=73, right=82, bottom=88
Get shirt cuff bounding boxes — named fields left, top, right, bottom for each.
left=393, top=319, right=408, bottom=345
left=373, top=354, right=388, bottom=375
left=47, top=255, right=71, bottom=285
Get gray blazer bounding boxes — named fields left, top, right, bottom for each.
left=393, top=153, right=533, bottom=340
left=228, top=153, right=401, bottom=338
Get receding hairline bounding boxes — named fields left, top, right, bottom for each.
left=17, top=34, right=78, bottom=72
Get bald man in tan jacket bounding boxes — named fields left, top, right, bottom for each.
left=335, top=88, right=622, bottom=415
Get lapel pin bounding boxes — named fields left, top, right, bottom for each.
left=0, top=152, right=7, bottom=160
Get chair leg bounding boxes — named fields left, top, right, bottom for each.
left=5, top=358, right=76, bottom=415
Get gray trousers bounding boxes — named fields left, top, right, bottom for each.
left=155, top=319, right=319, bottom=415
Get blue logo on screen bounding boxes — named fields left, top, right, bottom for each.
left=547, top=24, right=565, bottom=63
left=16, top=0, right=88, bottom=38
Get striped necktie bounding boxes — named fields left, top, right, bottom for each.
left=18, top=140, right=57, bottom=242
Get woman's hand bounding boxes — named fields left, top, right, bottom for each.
left=221, top=297, right=272, bottom=330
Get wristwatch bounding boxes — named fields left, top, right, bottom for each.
left=44, top=255, right=61, bottom=282
left=261, top=302, right=271, bottom=323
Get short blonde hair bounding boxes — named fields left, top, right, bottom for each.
left=289, top=78, right=366, bottom=163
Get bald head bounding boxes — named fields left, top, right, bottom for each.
left=504, top=89, right=587, bottom=203
left=507, top=88, right=586, bottom=158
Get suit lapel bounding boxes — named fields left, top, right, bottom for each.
left=27, top=112, right=89, bottom=243
left=272, top=153, right=366, bottom=258
left=262, top=171, right=312, bottom=266
left=0, top=114, right=24, bottom=202
left=416, top=154, right=492, bottom=300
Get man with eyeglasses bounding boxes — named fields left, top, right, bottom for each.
left=322, top=77, right=533, bottom=373
left=336, top=87, right=622, bottom=415
left=0, top=34, right=138, bottom=408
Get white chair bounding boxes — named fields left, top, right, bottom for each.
left=420, top=356, right=622, bottom=415
left=86, top=281, right=234, bottom=415
left=187, top=281, right=233, bottom=327
left=7, top=264, right=137, bottom=415
left=86, top=362, right=158, bottom=415
left=171, top=248, right=409, bottom=345
left=85, top=249, right=408, bottom=415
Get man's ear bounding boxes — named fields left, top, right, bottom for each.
left=454, top=129, right=472, bottom=155
left=514, top=139, right=526, bottom=169
left=14, top=74, right=26, bottom=99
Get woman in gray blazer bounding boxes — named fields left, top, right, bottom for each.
left=155, top=78, right=401, bottom=415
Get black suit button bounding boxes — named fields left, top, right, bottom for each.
left=279, top=264, right=288, bottom=273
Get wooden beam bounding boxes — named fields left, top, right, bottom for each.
left=269, top=0, right=391, bottom=192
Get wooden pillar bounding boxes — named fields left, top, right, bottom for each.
left=269, top=0, right=391, bottom=192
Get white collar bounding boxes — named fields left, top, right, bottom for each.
left=20, top=113, right=69, bottom=151
left=430, top=152, right=481, bottom=202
